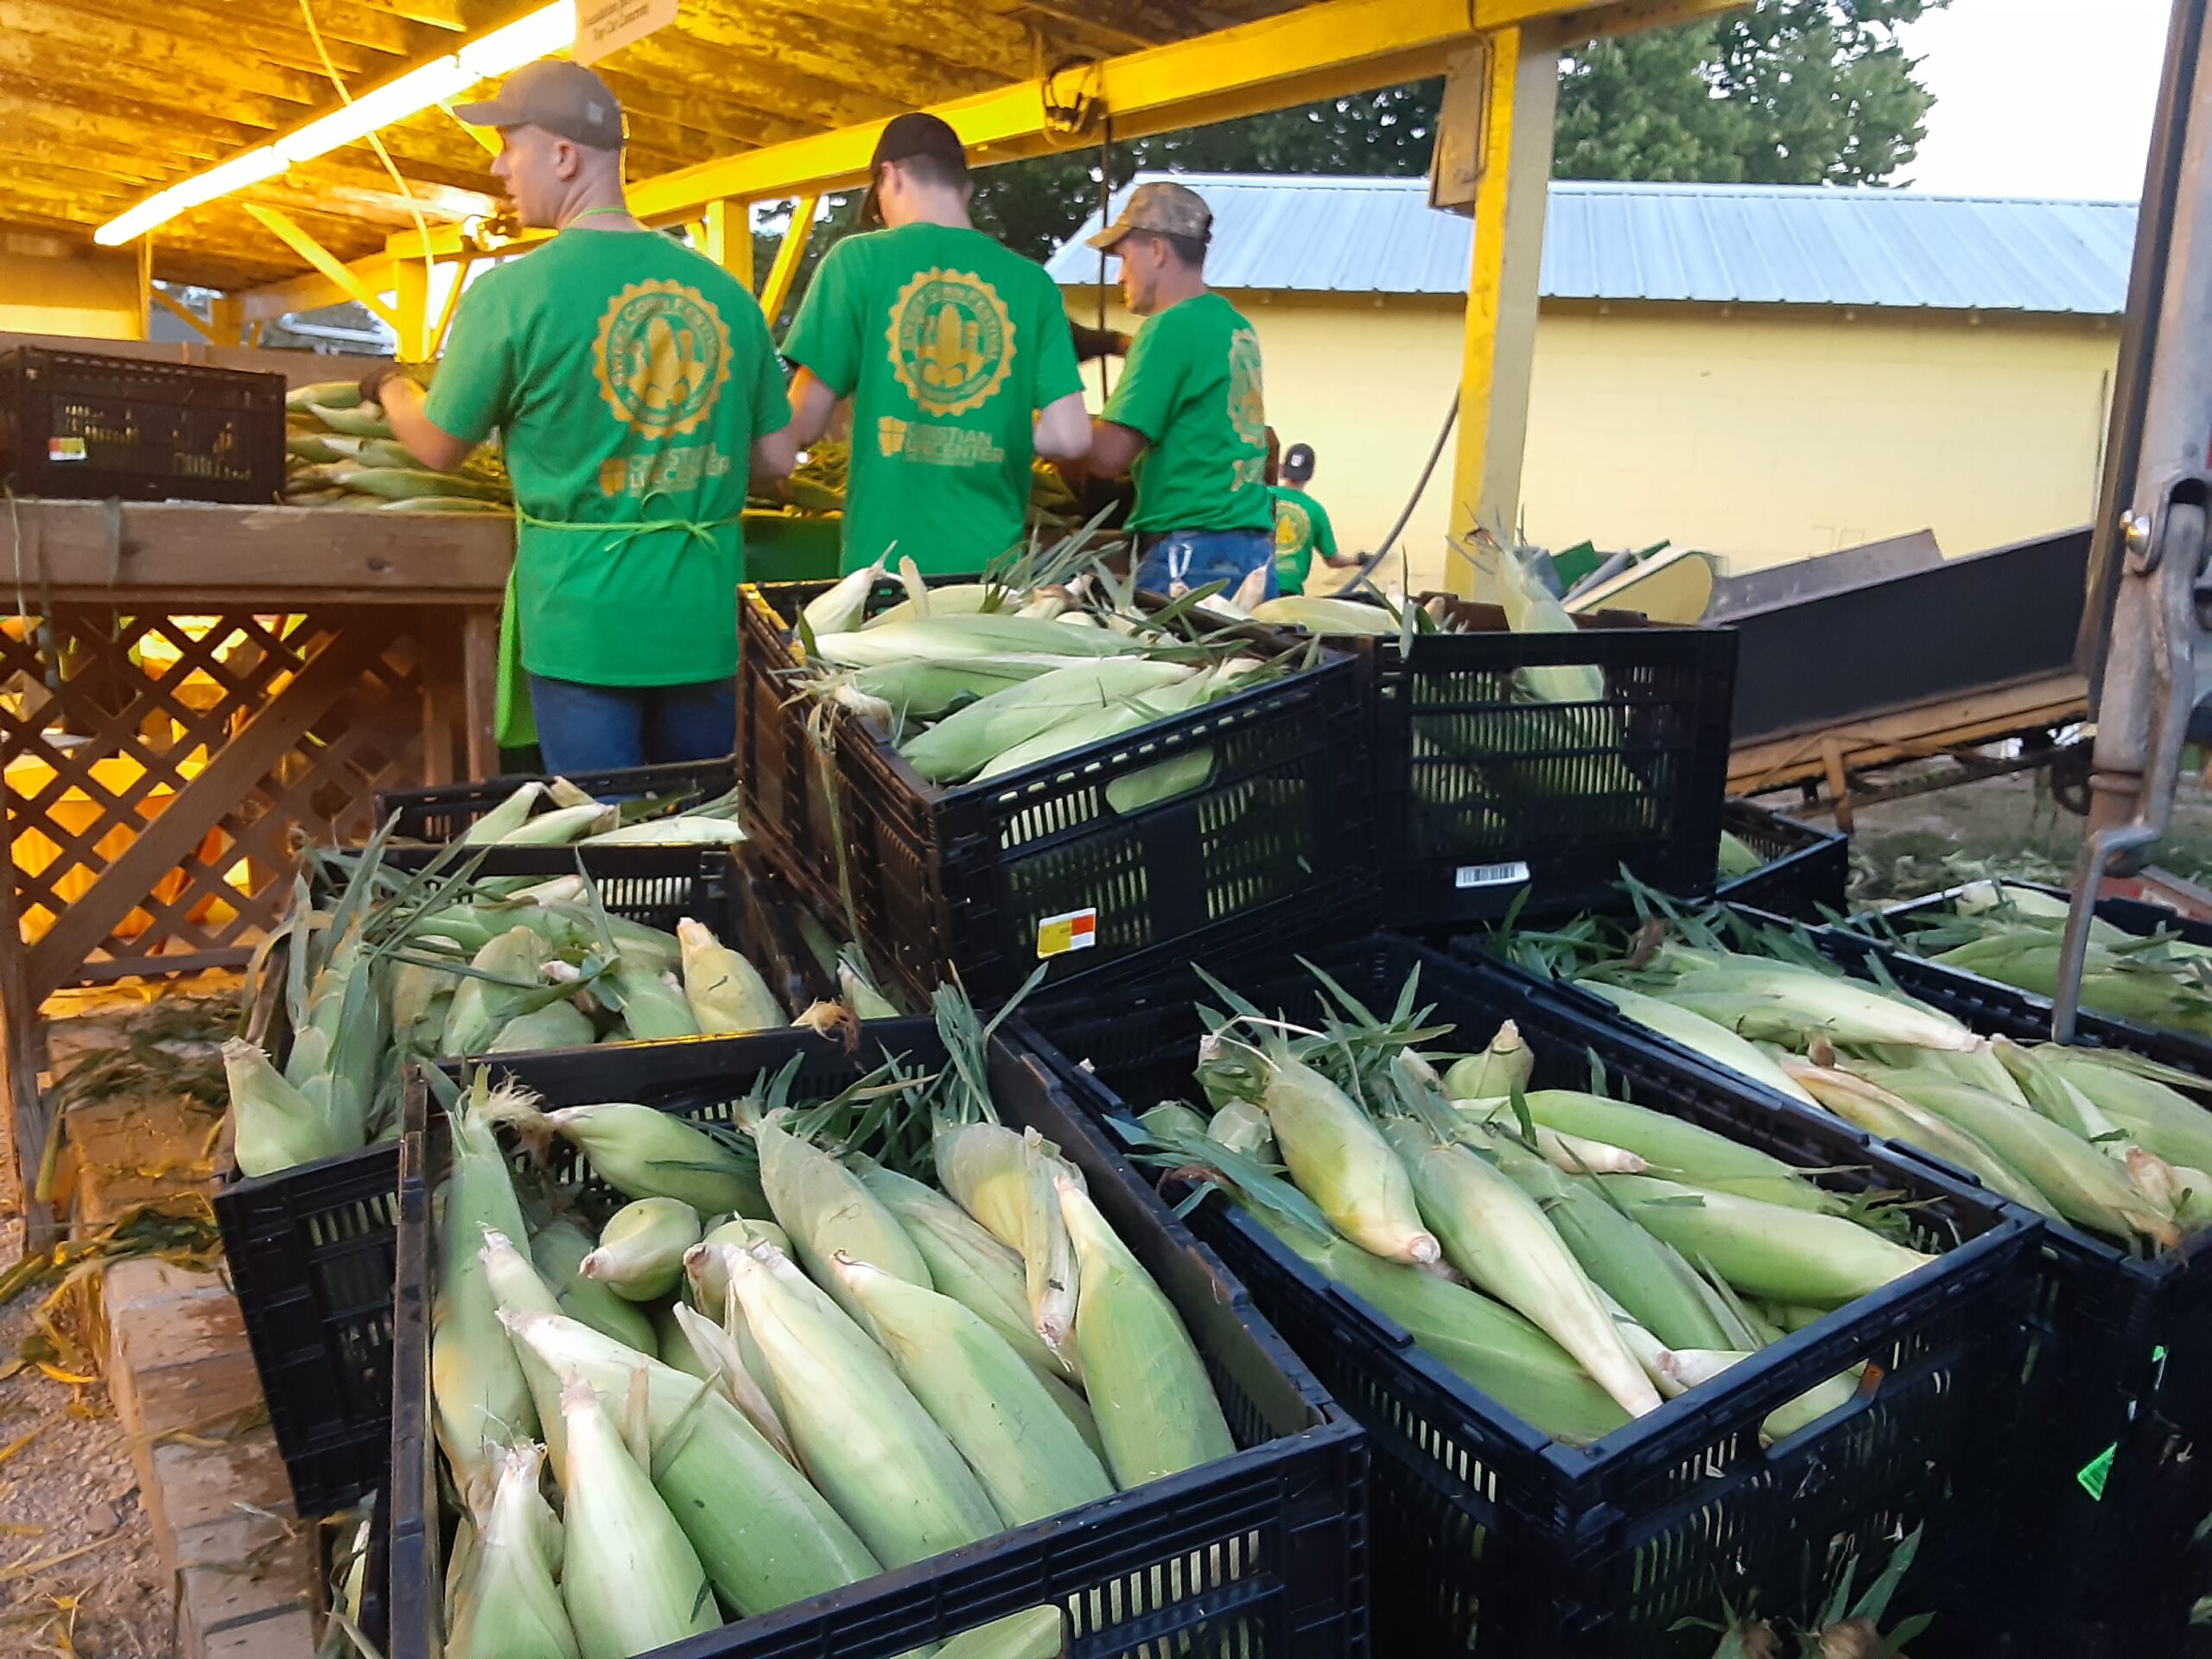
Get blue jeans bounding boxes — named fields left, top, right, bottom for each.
left=1135, top=528, right=1279, bottom=604
left=526, top=674, right=736, bottom=776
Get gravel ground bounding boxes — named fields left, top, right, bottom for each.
left=0, top=1217, right=173, bottom=1659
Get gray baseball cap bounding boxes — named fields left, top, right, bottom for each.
left=1087, top=180, right=1212, bottom=253
left=455, top=60, right=626, bottom=150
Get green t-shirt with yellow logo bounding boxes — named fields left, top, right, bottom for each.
left=781, top=224, right=1084, bottom=575
left=1267, top=485, right=1339, bottom=595
left=1101, top=291, right=1271, bottom=535
left=427, top=228, right=790, bottom=687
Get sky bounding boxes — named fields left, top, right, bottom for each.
left=1897, top=0, right=2174, bottom=200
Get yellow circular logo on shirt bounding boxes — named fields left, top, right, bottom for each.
left=592, top=280, right=731, bottom=438
left=1274, top=498, right=1309, bottom=554
left=1228, top=327, right=1266, bottom=448
left=886, top=269, right=1016, bottom=418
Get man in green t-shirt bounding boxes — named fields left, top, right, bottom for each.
left=1268, top=442, right=1353, bottom=595
left=1075, top=181, right=1275, bottom=602
left=783, top=113, right=1092, bottom=575
left=372, top=60, right=796, bottom=774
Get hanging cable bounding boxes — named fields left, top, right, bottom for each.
left=298, top=0, right=438, bottom=354
left=1096, top=111, right=1116, bottom=402
left=1338, top=388, right=1459, bottom=597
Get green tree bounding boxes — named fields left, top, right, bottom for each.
left=1554, top=0, right=1947, bottom=184
left=965, top=0, right=1943, bottom=263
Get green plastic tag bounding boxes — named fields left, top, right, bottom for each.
left=2077, top=1443, right=2116, bottom=1501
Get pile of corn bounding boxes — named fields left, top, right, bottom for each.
left=793, top=553, right=1316, bottom=804
left=223, top=796, right=866, bottom=1179
left=747, top=439, right=847, bottom=517
left=1873, top=879, right=2212, bottom=1039
left=1123, top=962, right=1931, bottom=1447
left=283, top=378, right=512, bottom=515
left=1525, top=907, right=2212, bottom=1252
left=429, top=983, right=1233, bottom=1659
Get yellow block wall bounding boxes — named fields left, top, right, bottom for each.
left=1065, top=290, right=2119, bottom=594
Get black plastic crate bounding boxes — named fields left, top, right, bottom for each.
left=1485, top=909, right=2212, bottom=1648
left=390, top=1024, right=1368, bottom=1659
left=1713, top=798, right=1848, bottom=920
left=218, top=859, right=822, bottom=1519
left=1854, top=880, right=2212, bottom=1073
left=0, top=347, right=285, bottom=503
left=739, top=580, right=1377, bottom=1003
left=214, top=1141, right=401, bottom=1520
left=1357, top=597, right=1736, bottom=930
left=1788, top=919, right=2212, bottom=1643
left=373, top=757, right=740, bottom=843
left=1026, top=931, right=2041, bottom=1658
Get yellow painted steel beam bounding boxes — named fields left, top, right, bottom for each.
left=394, top=256, right=432, bottom=360
left=1446, top=21, right=1556, bottom=582
left=758, top=197, right=819, bottom=326
left=149, top=287, right=216, bottom=343
left=238, top=256, right=402, bottom=324
left=379, top=0, right=1745, bottom=261
left=429, top=257, right=474, bottom=355
left=242, top=204, right=405, bottom=333
left=236, top=0, right=1745, bottom=315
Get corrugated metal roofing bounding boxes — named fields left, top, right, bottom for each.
left=1042, top=173, right=2139, bottom=315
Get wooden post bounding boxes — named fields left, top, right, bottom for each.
left=0, top=800, right=53, bottom=1244
left=461, top=607, right=501, bottom=779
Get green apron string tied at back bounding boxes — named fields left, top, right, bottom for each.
left=493, top=490, right=743, bottom=753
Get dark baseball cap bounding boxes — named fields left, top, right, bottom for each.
left=455, top=60, right=626, bottom=150
left=860, top=112, right=969, bottom=226
left=1088, top=180, right=1212, bottom=252
left=1283, top=442, right=1316, bottom=482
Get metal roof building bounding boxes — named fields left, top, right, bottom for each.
left=1045, top=174, right=2140, bottom=315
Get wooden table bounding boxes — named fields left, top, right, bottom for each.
left=0, top=499, right=513, bottom=1236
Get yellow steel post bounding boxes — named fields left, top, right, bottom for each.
left=242, top=205, right=405, bottom=333
left=429, top=258, right=474, bottom=357
left=393, top=257, right=431, bottom=362
left=209, top=295, right=245, bottom=346
left=149, top=289, right=216, bottom=342
left=758, top=197, right=818, bottom=327
left=1445, top=23, right=1558, bottom=594
left=702, top=200, right=753, bottom=292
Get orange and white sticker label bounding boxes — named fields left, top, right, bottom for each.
left=48, top=437, right=86, bottom=462
left=1037, top=908, right=1098, bottom=959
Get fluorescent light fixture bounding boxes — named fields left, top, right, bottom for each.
left=460, top=4, right=576, bottom=78
left=94, top=4, right=576, bottom=245
left=276, top=59, right=477, bottom=163
left=94, top=147, right=286, bottom=245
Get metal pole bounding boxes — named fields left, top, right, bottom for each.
left=2055, top=0, right=2212, bottom=1040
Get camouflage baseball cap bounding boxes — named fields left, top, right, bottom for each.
left=1087, top=180, right=1212, bottom=253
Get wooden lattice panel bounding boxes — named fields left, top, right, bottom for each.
left=0, top=607, right=430, bottom=996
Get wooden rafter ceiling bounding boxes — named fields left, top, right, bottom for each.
left=0, top=0, right=1299, bottom=291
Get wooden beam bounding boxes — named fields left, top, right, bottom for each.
left=243, top=203, right=405, bottom=331
left=758, top=196, right=818, bottom=327
left=149, top=287, right=216, bottom=342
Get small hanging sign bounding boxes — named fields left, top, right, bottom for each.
left=575, top=0, right=679, bottom=67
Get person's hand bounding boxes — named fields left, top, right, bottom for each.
left=357, top=363, right=415, bottom=410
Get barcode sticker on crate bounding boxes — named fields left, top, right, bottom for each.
left=1454, top=861, right=1531, bottom=890
left=1037, top=908, right=1098, bottom=958
left=47, top=437, right=86, bottom=462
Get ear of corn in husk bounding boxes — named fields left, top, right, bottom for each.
left=1444, top=1020, right=1533, bottom=1102
left=1057, top=1177, right=1236, bottom=1489
left=1382, top=1118, right=1661, bottom=1417
left=486, top=1097, right=767, bottom=1217
left=1231, top=1049, right=1440, bottom=1265
left=677, top=919, right=785, bottom=1033
left=225, top=1038, right=358, bottom=1175
left=504, top=1308, right=879, bottom=1617
left=934, top=1120, right=1083, bottom=1362
left=1501, top=1089, right=1843, bottom=1213
left=554, top=1375, right=719, bottom=1659
left=1577, top=982, right=1822, bottom=1106
left=582, top=1197, right=702, bottom=1301
left=1597, top=1173, right=1933, bottom=1305
left=528, top=1218, right=656, bottom=1351
left=446, top=1442, right=578, bottom=1659
left=753, top=1116, right=931, bottom=1330
left=936, top=1606, right=1068, bottom=1659
left=723, top=1243, right=1001, bottom=1567
left=477, top=1230, right=573, bottom=1481
left=434, top=1077, right=540, bottom=1491
left=670, top=1298, right=797, bottom=1467
left=828, top=1251, right=1114, bottom=1526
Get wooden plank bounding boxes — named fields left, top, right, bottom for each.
left=10, top=500, right=511, bottom=601
left=1727, top=671, right=2089, bottom=796
left=23, top=620, right=395, bottom=1001
left=0, top=786, right=51, bottom=1244
left=461, top=607, right=499, bottom=780
left=416, top=607, right=461, bottom=788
